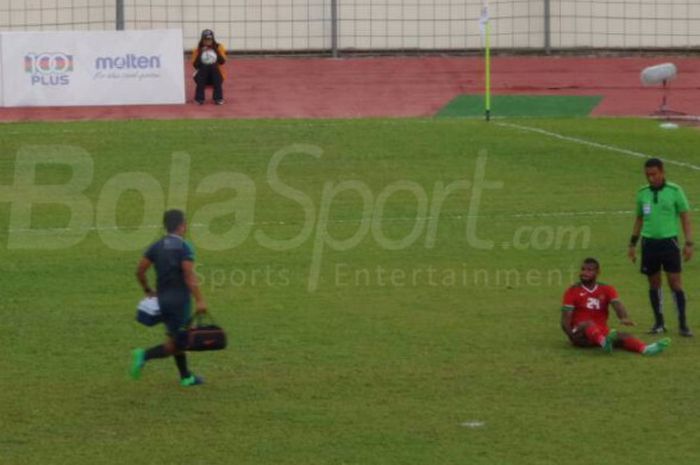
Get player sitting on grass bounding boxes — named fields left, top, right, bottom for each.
left=561, top=257, right=670, bottom=355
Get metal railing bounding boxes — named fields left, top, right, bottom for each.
left=1, top=1, right=699, bottom=54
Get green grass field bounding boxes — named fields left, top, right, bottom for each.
left=1, top=117, right=699, bottom=465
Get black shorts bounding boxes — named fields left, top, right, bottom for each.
left=158, top=291, right=192, bottom=337
left=641, top=237, right=682, bottom=275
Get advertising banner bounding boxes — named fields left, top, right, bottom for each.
left=0, top=29, right=185, bottom=107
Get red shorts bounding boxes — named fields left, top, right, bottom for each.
left=570, top=322, right=609, bottom=347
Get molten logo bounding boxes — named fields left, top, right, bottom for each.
left=25, top=52, right=73, bottom=86
left=95, top=54, right=161, bottom=70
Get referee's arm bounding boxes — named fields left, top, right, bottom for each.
left=628, top=215, right=643, bottom=263
left=681, top=211, right=694, bottom=261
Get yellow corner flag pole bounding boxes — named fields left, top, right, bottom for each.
left=479, top=1, right=491, bottom=121
left=485, top=19, right=491, bottom=121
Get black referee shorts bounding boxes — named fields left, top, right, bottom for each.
left=641, top=237, right=682, bottom=276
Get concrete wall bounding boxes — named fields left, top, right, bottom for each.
left=1, top=0, right=698, bottom=51
left=551, top=1, right=700, bottom=48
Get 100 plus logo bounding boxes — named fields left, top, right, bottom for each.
left=25, top=52, right=74, bottom=86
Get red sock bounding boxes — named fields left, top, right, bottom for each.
left=620, top=335, right=646, bottom=354
left=584, top=325, right=606, bottom=347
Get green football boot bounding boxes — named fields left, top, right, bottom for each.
left=180, top=375, right=205, bottom=387
left=130, top=348, right=146, bottom=380
left=602, top=329, right=618, bottom=354
left=643, top=338, right=671, bottom=356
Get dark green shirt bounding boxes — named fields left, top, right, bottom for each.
left=636, top=181, right=689, bottom=239
left=144, top=234, right=195, bottom=295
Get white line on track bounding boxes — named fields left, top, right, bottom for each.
left=496, top=122, right=700, bottom=171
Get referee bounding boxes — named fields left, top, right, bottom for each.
left=628, top=158, right=694, bottom=337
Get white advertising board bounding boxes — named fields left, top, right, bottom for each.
left=0, top=34, right=4, bottom=106
left=0, top=29, right=185, bottom=107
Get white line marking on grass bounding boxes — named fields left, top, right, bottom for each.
left=496, top=122, right=700, bottom=172
left=8, top=208, right=682, bottom=234
left=510, top=209, right=634, bottom=218
left=460, top=420, right=485, bottom=428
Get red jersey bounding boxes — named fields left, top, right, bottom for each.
left=561, top=282, right=619, bottom=328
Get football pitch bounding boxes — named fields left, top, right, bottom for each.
left=1, top=117, right=699, bottom=464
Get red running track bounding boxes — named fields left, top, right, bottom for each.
left=1, top=56, right=698, bottom=122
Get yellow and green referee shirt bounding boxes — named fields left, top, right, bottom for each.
left=636, top=181, right=690, bottom=239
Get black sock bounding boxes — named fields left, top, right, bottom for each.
left=673, top=289, right=688, bottom=329
left=145, top=345, right=168, bottom=361
left=174, top=353, right=191, bottom=379
left=649, top=288, right=664, bottom=327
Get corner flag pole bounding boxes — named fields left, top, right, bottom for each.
left=480, top=1, right=491, bottom=121
left=485, top=19, right=491, bottom=121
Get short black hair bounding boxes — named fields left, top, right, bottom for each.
left=645, top=158, right=664, bottom=170
left=198, top=29, right=217, bottom=48
left=582, top=257, right=600, bottom=269
left=163, top=209, right=185, bottom=233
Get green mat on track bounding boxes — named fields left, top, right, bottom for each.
left=436, top=94, right=603, bottom=118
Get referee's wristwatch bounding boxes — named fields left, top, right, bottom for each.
left=686, top=241, right=694, bottom=248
